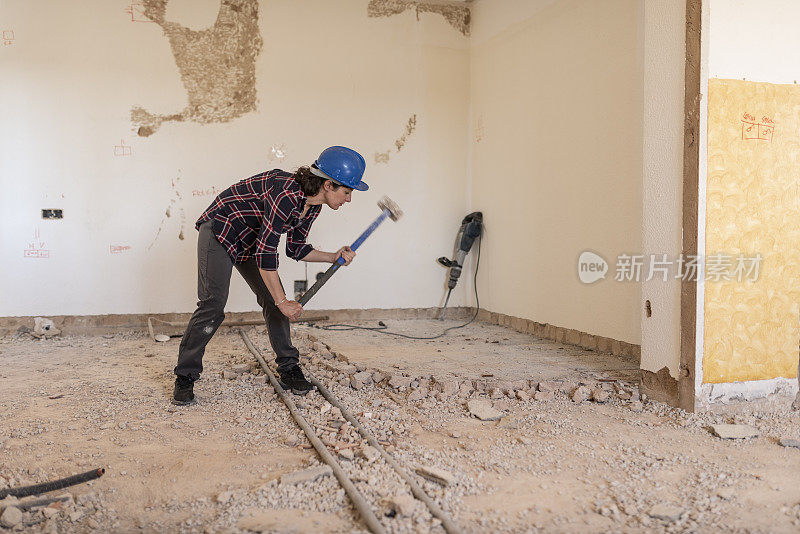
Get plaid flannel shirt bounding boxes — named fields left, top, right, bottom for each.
left=195, top=170, right=321, bottom=270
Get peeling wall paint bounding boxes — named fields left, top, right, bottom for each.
left=367, top=0, right=470, bottom=36
left=131, top=0, right=263, bottom=136
left=374, top=114, right=417, bottom=164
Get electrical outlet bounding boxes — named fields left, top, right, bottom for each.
left=294, top=280, right=307, bottom=301
left=42, top=209, right=63, bottom=219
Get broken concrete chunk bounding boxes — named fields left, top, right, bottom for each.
left=0, top=506, right=22, bottom=528
left=33, top=317, right=61, bottom=338
left=591, top=388, right=610, bottom=403
left=359, top=445, right=380, bottom=462
left=467, top=399, right=503, bottom=421
left=372, top=371, right=385, bottom=383
left=710, top=424, right=759, bottom=440
left=415, top=465, right=454, bottom=486
left=215, top=490, right=233, bottom=503
left=571, top=385, right=591, bottom=403
left=534, top=390, right=554, bottom=402
left=537, top=381, right=559, bottom=392
left=779, top=438, right=800, bottom=449
left=280, top=465, right=333, bottom=485
left=338, top=448, right=354, bottom=461
left=383, top=494, right=416, bottom=517
left=407, top=387, right=428, bottom=402
left=252, top=375, right=267, bottom=385
left=630, top=401, right=644, bottom=413
left=232, top=364, right=250, bottom=374
left=516, top=390, right=530, bottom=401
left=648, top=504, right=682, bottom=522
left=350, top=371, right=372, bottom=390
left=222, top=370, right=237, bottom=380
left=388, top=374, right=413, bottom=390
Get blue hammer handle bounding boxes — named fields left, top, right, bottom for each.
left=298, top=208, right=391, bottom=306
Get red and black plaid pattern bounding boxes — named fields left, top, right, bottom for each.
left=196, top=170, right=321, bottom=270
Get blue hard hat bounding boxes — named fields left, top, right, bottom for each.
left=312, top=146, right=368, bottom=191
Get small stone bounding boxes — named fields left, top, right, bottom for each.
left=779, top=438, right=800, bottom=449
left=222, top=370, right=237, bottom=380
left=648, top=504, right=682, bottom=522
left=350, top=371, right=372, bottom=390
left=537, top=381, right=559, bottom=392
left=341, top=364, right=358, bottom=375
left=338, top=448, right=354, bottom=461
left=359, top=445, right=380, bottom=462
left=716, top=488, right=735, bottom=500
left=216, top=490, right=233, bottom=503
left=571, top=385, right=591, bottom=403
left=591, top=388, right=610, bottom=403
left=467, top=399, right=503, bottom=421
left=284, top=434, right=298, bottom=447
left=493, top=399, right=511, bottom=412
left=384, top=494, right=416, bottom=517
left=630, top=401, right=644, bottom=413
left=69, top=510, right=84, bottom=522
left=516, top=390, right=530, bottom=401
left=280, top=465, right=333, bottom=485
left=710, top=424, right=759, bottom=439
left=232, top=364, right=250, bottom=374
left=388, top=375, right=413, bottom=389
left=0, top=506, right=22, bottom=528
left=42, top=507, right=59, bottom=519
left=534, top=390, right=554, bottom=402
left=252, top=375, right=267, bottom=384
left=372, top=371, right=385, bottom=383
left=415, top=465, right=454, bottom=486
left=450, top=431, right=462, bottom=439
left=407, top=387, right=428, bottom=402
left=517, top=436, right=532, bottom=445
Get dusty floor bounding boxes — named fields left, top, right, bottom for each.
left=1, top=319, right=800, bottom=533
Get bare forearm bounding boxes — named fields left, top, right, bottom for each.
left=259, top=269, right=287, bottom=303
left=301, top=249, right=336, bottom=263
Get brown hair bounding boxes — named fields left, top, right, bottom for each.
left=293, top=166, right=341, bottom=196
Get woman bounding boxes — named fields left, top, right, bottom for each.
left=172, top=146, right=368, bottom=405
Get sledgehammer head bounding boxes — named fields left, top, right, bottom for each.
left=378, top=196, right=403, bottom=221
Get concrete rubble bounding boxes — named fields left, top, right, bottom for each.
left=710, top=424, right=760, bottom=439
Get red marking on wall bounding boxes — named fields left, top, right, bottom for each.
left=2, top=30, right=15, bottom=46
left=110, top=245, right=132, bottom=254
left=24, top=228, right=49, bottom=258
left=114, top=139, right=132, bottom=156
left=741, top=113, right=774, bottom=142
left=192, top=186, right=220, bottom=198
left=125, top=2, right=155, bottom=23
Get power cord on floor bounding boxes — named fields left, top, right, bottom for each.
left=314, top=235, right=482, bottom=340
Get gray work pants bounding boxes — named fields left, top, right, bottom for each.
left=174, top=221, right=299, bottom=380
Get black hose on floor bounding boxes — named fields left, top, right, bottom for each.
left=0, top=468, right=105, bottom=499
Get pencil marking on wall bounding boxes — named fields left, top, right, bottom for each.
left=474, top=114, right=484, bottom=143
left=192, top=186, right=221, bottom=198
left=2, top=30, right=15, bottom=46
left=741, top=112, right=775, bottom=142
left=148, top=173, right=186, bottom=250
left=110, top=245, right=132, bottom=254
left=367, top=0, right=470, bottom=36
left=24, top=228, right=49, bottom=259
left=131, top=0, right=263, bottom=137
left=125, top=1, right=156, bottom=23
left=113, top=139, right=132, bottom=157
left=374, top=114, right=417, bottom=164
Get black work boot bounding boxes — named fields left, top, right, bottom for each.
left=278, top=365, right=313, bottom=396
left=172, top=375, right=196, bottom=406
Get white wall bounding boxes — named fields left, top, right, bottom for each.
left=469, top=0, right=643, bottom=344
left=640, top=0, right=685, bottom=377
left=0, top=0, right=470, bottom=317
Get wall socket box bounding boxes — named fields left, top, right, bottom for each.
left=294, top=280, right=307, bottom=301
left=42, top=209, right=63, bottom=219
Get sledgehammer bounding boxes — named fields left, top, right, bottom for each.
left=298, top=196, right=403, bottom=306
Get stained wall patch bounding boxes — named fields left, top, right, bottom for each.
left=131, top=0, right=263, bottom=136
left=367, top=0, right=470, bottom=37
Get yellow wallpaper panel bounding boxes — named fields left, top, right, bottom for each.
left=704, top=78, right=800, bottom=383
